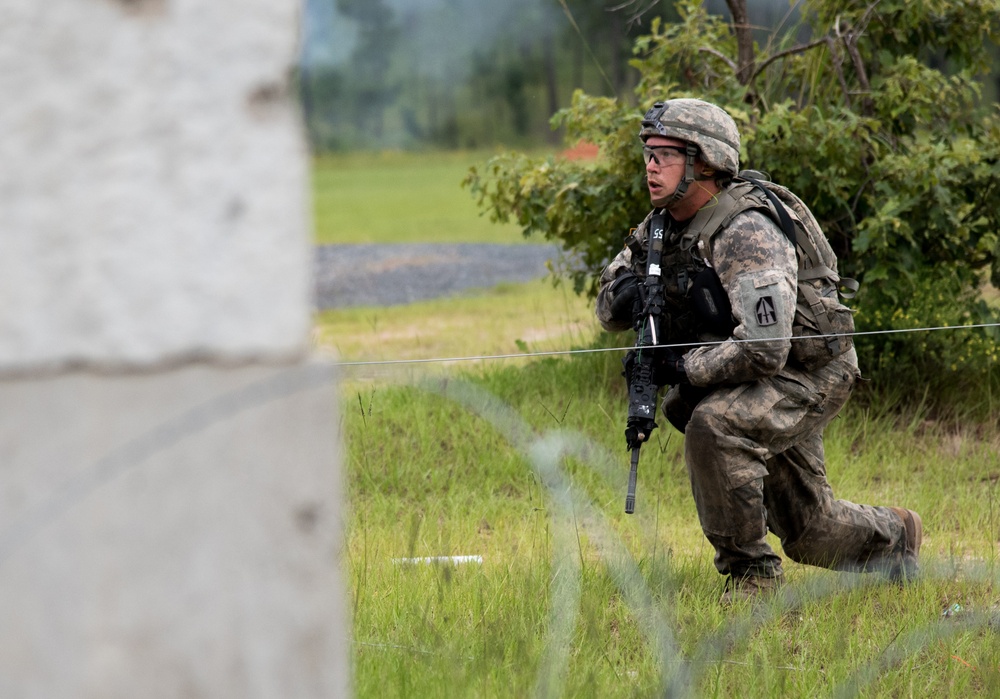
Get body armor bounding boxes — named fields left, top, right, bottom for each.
left=618, top=175, right=855, bottom=370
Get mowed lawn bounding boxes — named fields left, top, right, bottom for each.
left=312, top=150, right=530, bottom=245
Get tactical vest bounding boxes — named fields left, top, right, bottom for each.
left=633, top=173, right=857, bottom=370
left=625, top=217, right=716, bottom=346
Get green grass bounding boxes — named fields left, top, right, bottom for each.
left=312, top=150, right=531, bottom=244
left=341, top=325, right=1000, bottom=698
left=313, top=278, right=598, bottom=370
left=317, top=151, right=1000, bottom=697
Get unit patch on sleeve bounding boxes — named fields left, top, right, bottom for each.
left=755, top=296, right=777, bottom=326
left=736, top=272, right=788, bottom=341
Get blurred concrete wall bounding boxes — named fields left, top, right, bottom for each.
left=0, top=1, right=348, bottom=697
left=0, top=0, right=311, bottom=367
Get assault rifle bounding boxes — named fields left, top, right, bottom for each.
left=623, top=211, right=668, bottom=514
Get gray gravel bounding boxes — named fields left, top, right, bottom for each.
left=314, top=243, right=563, bottom=309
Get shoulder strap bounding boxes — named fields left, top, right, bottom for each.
left=742, top=174, right=796, bottom=247
left=741, top=174, right=817, bottom=268
left=685, top=176, right=859, bottom=299
left=685, top=181, right=771, bottom=264
left=739, top=175, right=855, bottom=295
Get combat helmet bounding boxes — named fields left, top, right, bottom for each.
left=639, top=98, right=740, bottom=176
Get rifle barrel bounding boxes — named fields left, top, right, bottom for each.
left=625, top=446, right=641, bottom=514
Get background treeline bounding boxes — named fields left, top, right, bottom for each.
left=300, top=0, right=809, bottom=151
left=301, top=0, right=1000, bottom=152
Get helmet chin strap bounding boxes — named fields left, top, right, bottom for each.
left=662, top=143, right=701, bottom=208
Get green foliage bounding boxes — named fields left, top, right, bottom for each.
left=853, top=267, right=1000, bottom=411
left=465, top=0, right=1000, bottom=398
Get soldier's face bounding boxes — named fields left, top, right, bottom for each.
left=644, top=136, right=687, bottom=206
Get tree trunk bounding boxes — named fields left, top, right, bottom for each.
left=573, top=36, right=583, bottom=92
left=725, top=0, right=755, bottom=85
left=607, top=11, right=627, bottom=94
left=542, top=32, right=561, bottom=145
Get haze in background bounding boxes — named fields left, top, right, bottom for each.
left=298, top=0, right=804, bottom=151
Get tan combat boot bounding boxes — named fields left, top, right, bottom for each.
left=720, top=573, right=785, bottom=606
left=888, top=507, right=923, bottom=582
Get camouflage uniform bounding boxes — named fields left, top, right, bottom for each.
left=597, top=202, right=909, bottom=580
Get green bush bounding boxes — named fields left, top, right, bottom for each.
left=853, top=268, right=1000, bottom=414
left=464, top=0, right=1000, bottom=405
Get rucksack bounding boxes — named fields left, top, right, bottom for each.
left=692, top=170, right=858, bottom=370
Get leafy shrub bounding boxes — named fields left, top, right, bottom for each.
left=464, top=0, right=1000, bottom=404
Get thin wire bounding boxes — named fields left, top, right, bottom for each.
left=333, top=321, right=1000, bottom=367
left=557, top=0, right=617, bottom=94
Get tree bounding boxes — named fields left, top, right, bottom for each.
left=337, top=0, right=400, bottom=139
left=465, top=0, right=1000, bottom=396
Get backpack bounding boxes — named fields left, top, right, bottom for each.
left=693, top=170, right=858, bottom=370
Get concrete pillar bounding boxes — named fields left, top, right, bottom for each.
left=0, top=1, right=348, bottom=697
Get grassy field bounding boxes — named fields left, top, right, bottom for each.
left=316, top=153, right=1000, bottom=698
left=312, top=150, right=530, bottom=245
left=338, top=312, right=1000, bottom=698
left=313, top=279, right=598, bottom=375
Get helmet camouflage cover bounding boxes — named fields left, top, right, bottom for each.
left=639, top=99, right=740, bottom=176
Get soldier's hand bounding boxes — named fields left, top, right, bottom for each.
left=608, top=271, right=642, bottom=324
left=652, top=350, right=688, bottom=386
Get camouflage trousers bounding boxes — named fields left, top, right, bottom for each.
left=676, top=349, right=907, bottom=578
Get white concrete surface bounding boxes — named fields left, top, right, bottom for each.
left=0, top=0, right=312, bottom=370
left=0, top=1, right=349, bottom=696
left=0, top=363, right=348, bottom=698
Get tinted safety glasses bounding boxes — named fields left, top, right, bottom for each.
left=642, top=144, right=687, bottom=166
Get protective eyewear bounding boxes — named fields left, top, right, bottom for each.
left=642, top=144, right=687, bottom=166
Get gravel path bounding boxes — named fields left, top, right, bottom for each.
left=314, top=243, right=563, bottom=309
